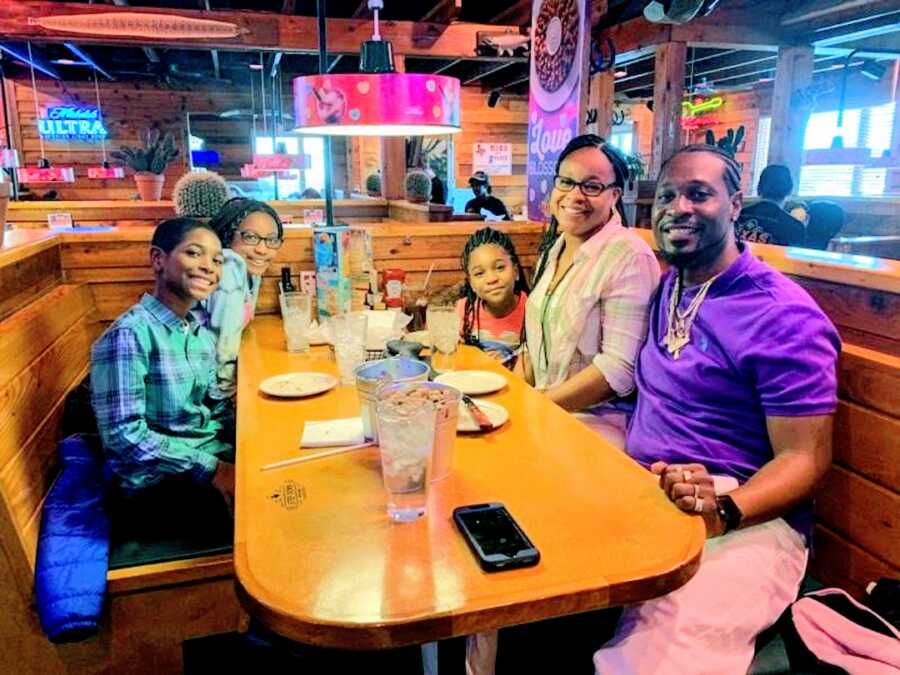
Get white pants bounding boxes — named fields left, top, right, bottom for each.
left=593, top=518, right=808, bottom=675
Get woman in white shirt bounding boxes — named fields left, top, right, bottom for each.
left=516, top=134, right=660, bottom=447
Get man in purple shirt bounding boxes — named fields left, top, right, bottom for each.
left=594, top=145, right=840, bottom=674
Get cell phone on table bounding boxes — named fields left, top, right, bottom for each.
left=453, top=503, right=540, bottom=572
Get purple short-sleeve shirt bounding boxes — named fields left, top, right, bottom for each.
left=626, top=246, right=840, bottom=538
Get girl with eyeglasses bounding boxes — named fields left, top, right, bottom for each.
left=200, top=197, right=285, bottom=399
left=515, top=134, right=660, bottom=448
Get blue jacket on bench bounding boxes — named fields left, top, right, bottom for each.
left=35, top=435, right=110, bottom=643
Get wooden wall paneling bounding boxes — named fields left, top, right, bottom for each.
left=833, top=400, right=900, bottom=492
left=839, top=344, right=900, bottom=417
left=0, top=284, right=95, bottom=390
left=811, top=524, right=900, bottom=600
left=90, top=282, right=152, bottom=322
left=815, top=465, right=899, bottom=569
left=455, top=89, right=528, bottom=216
left=793, top=276, right=900, bottom=343
left=650, top=42, right=687, bottom=176
left=0, top=245, right=62, bottom=322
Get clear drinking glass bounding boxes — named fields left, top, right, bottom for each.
left=375, top=388, right=437, bottom=522
left=280, top=292, right=311, bottom=353
left=331, top=312, right=368, bottom=385
left=426, top=304, right=461, bottom=373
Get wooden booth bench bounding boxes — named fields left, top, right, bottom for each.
left=0, top=233, right=244, bottom=675
left=0, top=225, right=896, bottom=674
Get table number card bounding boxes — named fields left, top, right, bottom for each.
left=47, top=213, right=74, bottom=229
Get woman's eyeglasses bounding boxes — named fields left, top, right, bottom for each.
left=238, top=229, right=283, bottom=249
left=553, top=175, right=615, bottom=197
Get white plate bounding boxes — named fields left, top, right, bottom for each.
left=259, top=372, right=338, bottom=398
left=435, top=370, right=507, bottom=396
left=457, top=399, right=509, bottom=432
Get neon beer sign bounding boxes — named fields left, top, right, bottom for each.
left=38, top=106, right=109, bottom=143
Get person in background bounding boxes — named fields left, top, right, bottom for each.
left=199, top=198, right=284, bottom=400
left=300, top=187, right=322, bottom=199
left=515, top=134, right=660, bottom=448
left=465, top=171, right=511, bottom=220
left=594, top=145, right=839, bottom=673
left=736, top=164, right=805, bottom=245
left=91, top=218, right=236, bottom=511
left=456, top=227, right=530, bottom=366
left=805, top=200, right=845, bottom=250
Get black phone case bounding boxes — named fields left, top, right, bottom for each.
left=453, top=503, right=540, bottom=572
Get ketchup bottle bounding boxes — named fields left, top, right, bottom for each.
left=383, top=268, right=405, bottom=308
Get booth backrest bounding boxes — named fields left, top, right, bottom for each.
left=0, top=284, right=100, bottom=593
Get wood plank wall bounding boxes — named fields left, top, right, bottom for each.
left=788, top=274, right=900, bottom=596
left=455, top=88, right=528, bottom=217
left=6, top=77, right=348, bottom=201
left=60, top=225, right=542, bottom=322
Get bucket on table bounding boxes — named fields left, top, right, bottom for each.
left=376, top=381, right=460, bottom=482
left=354, top=357, right=429, bottom=441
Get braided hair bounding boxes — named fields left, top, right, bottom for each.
left=533, top=134, right=631, bottom=287
left=459, top=227, right=530, bottom=348
left=659, top=144, right=742, bottom=195
left=208, top=197, right=284, bottom=249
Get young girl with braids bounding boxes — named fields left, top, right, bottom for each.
left=455, top=227, right=530, bottom=365
left=198, top=197, right=284, bottom=399
left=515, top=134, right=660, bottom=448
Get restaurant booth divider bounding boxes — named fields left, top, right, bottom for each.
left=0, top=221, right=896, bottom=673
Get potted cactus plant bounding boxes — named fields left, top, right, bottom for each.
left=623, top=153, right=646, bottom=198
left=111, top=128, right=179, bottom=201
left=404, top=169, right=432, bottom=203
left=172, top=170, right=230, bottom=219
left=365, top=172, right=381, bottom=197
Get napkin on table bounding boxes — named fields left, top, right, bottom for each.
left=301, top=417, right=365, bottom=448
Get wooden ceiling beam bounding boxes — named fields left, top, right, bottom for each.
left=1, top=1, right=517, bottom=59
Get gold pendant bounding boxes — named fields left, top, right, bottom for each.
left=665, top=329, right=689, bottom=359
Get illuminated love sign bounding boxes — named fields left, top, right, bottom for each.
left=38, top=106, right=109, bottom=143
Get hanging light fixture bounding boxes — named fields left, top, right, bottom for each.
left=16, top=42, right=75, bottom=185
left=87, top=69, right=124, bottom=179
left=292, top=0, right=462, bottom=137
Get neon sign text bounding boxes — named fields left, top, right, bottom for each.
left=38, top=106, right=109, bottom=143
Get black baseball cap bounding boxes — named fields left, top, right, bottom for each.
left=468, top=171, right=489, bottom=186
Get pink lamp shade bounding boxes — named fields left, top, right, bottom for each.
left=293, top=73, right=461, bottom=137
left=17, top=166, right=76, bottom=183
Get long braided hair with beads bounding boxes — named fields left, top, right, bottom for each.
left=459, top=227, right=530, bottom=347
left=209, top=197, right=284, bottom=249
left=532, top=134, right=631, bottom=288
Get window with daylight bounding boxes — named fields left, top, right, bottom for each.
left=797, top=102, right=896, bottom=197
left=253, top=135, right=325, bottom=199
left=609, top=126, right=635, bottom=156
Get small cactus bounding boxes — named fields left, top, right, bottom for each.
left=404, top=169, right=432, bottom=203
left=365, top=172, right=381, bottom=195
left=173, top=171, right=230, bottom=218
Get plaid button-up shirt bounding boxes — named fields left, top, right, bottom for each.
left=525, top=213, right=661, bottom=399
left=91, top=294, right=234, bottom=491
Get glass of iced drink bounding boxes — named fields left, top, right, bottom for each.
left=426, top=303, right=460, bottom=373
left=331, top=312, right=368, bottom=384
left=279, top=292, right=311, bottom=353
left=375, top=385, right=437, bottom=522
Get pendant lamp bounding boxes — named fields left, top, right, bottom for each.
left=292, top=0, right=461, bottom=137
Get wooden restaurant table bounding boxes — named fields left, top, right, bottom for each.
left=234, top=316, right=706, bottom=649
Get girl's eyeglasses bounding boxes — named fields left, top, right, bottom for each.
left=553, top=175, right=615, bottom=197
left=238, top=229, right=283, bottom=249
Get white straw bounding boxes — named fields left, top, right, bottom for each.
left=422, top=261, right=436, bottom=291
left=260, top=441, right=375, bottom=471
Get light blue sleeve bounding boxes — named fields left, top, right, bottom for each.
left=204, top=250, right=250, bottom=399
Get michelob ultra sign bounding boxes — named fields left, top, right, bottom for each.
left=38, top=106, right=109, bottom=143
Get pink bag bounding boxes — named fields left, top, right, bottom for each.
left=791, top=588, right=900, bottom=674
